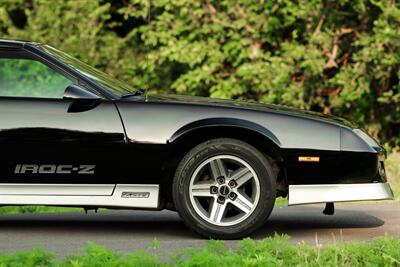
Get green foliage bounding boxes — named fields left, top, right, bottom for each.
left=0, top=206, right=81, bottom=214
left=0, top=0, right=399, bottom=145
left=62, top=243, right=161, bottom=267
left=0, top=58, right=71, bottom=98
left=386, top=151, right=400, bottom=199
left=0, top=248, right=54, bottom=267
left=0, top=235, right=399, bottom=266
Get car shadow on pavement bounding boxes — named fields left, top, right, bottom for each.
left=0, top=205, right=384, bottom=240
left=0, top=210, right=199, bottom=239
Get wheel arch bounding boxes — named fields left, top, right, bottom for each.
left=161, top=118, right=287, bottom=202
left=169, top=118, right=281, bottom=147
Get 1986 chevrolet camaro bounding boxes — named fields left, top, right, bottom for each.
left=0, top=39, right=394, bottom=239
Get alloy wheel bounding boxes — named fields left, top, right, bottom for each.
left=188, top=155, right=261, bottom=226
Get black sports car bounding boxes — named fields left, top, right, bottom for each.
left=0, top=39, right=394, bottom=239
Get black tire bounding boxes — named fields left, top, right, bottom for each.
left=173, top=138, right=276, bottom=239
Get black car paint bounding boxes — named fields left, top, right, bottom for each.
left=0, top=40, right=385, bottom=198
left=117, top=95, right=385, bottom=185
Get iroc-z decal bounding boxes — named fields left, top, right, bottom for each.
left=14, top=164, right=96, bottom=174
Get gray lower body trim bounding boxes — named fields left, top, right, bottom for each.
left=288, top=182, right=394, bottom=205
left=0, top=184, right=159, bottom=208
left=0, top=184, right=115, bottom=196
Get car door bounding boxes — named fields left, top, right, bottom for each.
left=0, top=47, right=126, bottom=197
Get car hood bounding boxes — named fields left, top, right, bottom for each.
left=140, top=94, right=357, bottom=129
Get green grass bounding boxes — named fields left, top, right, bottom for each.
left=275, top=197, right=288, bottom=206
left=0, top=235, right=399, bottom=266
left=0, top=206, right=82, bottom=215
left=386, top=151, right=400, bottom=199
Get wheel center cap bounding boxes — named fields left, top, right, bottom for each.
left=219, top=185, right=230, bottom=196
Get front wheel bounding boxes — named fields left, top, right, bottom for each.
left=173, top=138, right=276, bottom=239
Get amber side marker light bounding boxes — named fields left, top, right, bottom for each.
left=298, top=156, right=320, bottom=162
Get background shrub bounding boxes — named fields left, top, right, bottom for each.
left=0, top=0, right=399, bottom=146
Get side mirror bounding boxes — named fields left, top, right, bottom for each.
left=63, top=84, right=101, bottom=100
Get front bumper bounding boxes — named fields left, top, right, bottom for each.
left=288, top=182, right=394, bottom=205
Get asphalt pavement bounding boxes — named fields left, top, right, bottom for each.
left=0, top=203, right=398, bottom=258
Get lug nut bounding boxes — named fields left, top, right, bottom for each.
left=217, top=196, right=225, bottom=204
left=210, top=186, right=218, bottom=194
left=228, top=192, right=237, bottom=200
left=217, top=177, right=225, bottom=184
left=228, top=180, right=237, bottom=188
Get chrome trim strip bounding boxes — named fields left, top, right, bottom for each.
left=0, top=184, right=159, bottom=208
left=0, top=184, right=115, bottom=196
left=288, top=182, right=394, bottom=205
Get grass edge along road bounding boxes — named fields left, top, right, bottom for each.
left=386, top=151, right=400, bottom=199
left=0, top=235, right=399, bottom=266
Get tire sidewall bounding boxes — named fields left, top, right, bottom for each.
left=173, top=138, right=276, bottom=239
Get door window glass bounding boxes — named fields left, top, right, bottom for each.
left=0, top=58, right=72, bottom=98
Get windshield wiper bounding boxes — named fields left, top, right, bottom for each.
left=121, top=90, right=144, bottom=98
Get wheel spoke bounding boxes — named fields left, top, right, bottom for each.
left=231, top=192, right=254, bottom=214
left=230, top=167, right=253, bottom=187
left=189, top=154, right=261, bottom=226
left=191, top=182, right=214, bottom=197
left=209, top=158, right=227, bottom=179
left=209, top=199, right=227, bottom=223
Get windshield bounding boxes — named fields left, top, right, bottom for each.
left=38, top=45, right=138, bottom=96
